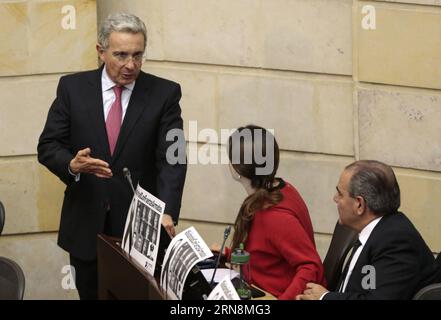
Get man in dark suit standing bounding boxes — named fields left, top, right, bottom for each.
left=38, top=13, right=187, bottom=299
left=297, top=160, right=438, bottom=300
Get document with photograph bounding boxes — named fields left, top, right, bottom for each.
left=207, top=276, right=240, bottom=300
left=121, top=184, right=165, bottom=276
left=160, top=226, right=213, bottom=300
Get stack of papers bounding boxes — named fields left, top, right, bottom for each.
left=201, top=268, right=239, bottom=284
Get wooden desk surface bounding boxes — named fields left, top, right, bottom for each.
left=252, top=285, right=276, bottom=300
left=98, top=234, right=276, bottom=300
left=98, top=234, right=166, bottom=300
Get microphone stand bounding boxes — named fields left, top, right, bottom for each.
left=122, top=167, right=136, bottom=252
left=123, top=167, right=136, bottom=194
left=210, top=225, right=232, bottom=287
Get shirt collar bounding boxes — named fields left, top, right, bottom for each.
left=358, top=216, right=383, bottom=245
left=101, top=66, right=136, bottom=92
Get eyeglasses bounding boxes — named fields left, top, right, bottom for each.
left=111, top=51, right=145, bottom=64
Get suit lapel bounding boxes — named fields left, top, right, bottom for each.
left=346, top=217, right=387, bottom=291
left=111, top=72, right=150, bottom=164
left=86, top=67, right=112, bottom=163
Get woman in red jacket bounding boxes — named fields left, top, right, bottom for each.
left=223, top=125, right=326, bottom=299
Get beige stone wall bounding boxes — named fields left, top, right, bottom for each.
left=1, top=0, right=440, bottom=299
left=97, top=0, right=441, bottom=255
left=0, top=232, right=77, bottom=299
left=0, top=0, right=97, bottom=299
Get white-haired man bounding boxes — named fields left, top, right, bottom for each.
left=38, top=13, right=186, bottom=299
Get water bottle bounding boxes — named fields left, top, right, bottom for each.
left=230, top=243, right=251, bottom=300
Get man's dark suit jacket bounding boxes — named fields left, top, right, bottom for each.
left=38, top=66, right=187, bottom=261
left=324, top=212, right=438, bottom=300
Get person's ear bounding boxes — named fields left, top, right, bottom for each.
left=355, top=196, right=366, bottom=215
left=229, top=163, right=241, bottom=181
left=96, top=44, right=105, bottom=61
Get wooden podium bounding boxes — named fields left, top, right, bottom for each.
left=97, top=233, right=275, bottom=300
left=97, top=234, right=165, bottom=300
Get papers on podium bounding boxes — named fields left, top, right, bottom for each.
left=201, top=268, right=239, bottom=284
left=121, top=184, right=165, bottom=276
left=207, top=276, right=240, bottom=300
left=160, top=226, right=213, bottom=300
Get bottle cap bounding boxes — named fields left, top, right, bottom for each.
left=231, top=243, right=250, bottom=264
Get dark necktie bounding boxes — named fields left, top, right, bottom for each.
left=106, top=86, right=123, bottom=155
left=338, top=238, right=362, bottom=292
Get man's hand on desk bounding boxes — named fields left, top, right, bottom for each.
left=210, top=243, right=228, bottom=257
left=209, top=243, right=227, bottom=266
left=162, top=214, right=176, bottom=238
left=296, top=283, right=329, bottom=300
left=210, top=243, right=221, bottom=254
left=69, top=148, right=112, bottom=178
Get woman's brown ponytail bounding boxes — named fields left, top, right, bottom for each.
left=228, top=125, right=283, bottom=251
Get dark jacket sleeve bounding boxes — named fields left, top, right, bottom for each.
left=154, top=83, right=187, bottom=222
left=324, top=228, right=427, bottom=300
left=37, top=76, right=75, bottom=186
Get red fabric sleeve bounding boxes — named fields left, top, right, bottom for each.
left=267, top=212, right=325, bottom=300
left=224, top=246, right=232, bottom=262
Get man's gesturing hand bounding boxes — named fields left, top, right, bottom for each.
left=69, top=148, right=112, bottom=178
left=162, top=214, right=176, bottom=238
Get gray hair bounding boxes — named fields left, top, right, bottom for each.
left=98, top=13, right=147, bottom=50
left=345, top=160, right=400, bottom=216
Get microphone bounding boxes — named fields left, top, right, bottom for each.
left=123, top=167, right=135, bottom=194
left=210, top=225, right=232, bottom=287
left=122, top=167, right=135, bottom=252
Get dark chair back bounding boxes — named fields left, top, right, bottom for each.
left=413, top=283, right=441, bottom=300
left=323, top=222, right=358, bottom=291
left=0, top=201, right=5, bottom=235
left=0, top=257, right=25, bottom=300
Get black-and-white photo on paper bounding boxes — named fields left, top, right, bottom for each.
left=160, top=227, right=212, bottom=300
left=121, top=184, right=165, bottom=276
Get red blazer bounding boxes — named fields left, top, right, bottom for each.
left=227, top=181, right=326, bottom=299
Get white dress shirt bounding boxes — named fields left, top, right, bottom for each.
left=340, top=216, right=383, bottom=293
left=101, top=67, right=135, bottom=121
left=319, top=216, right=383, bottom=299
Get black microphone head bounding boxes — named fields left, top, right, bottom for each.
left=224, top=226, right=232, bottom=239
